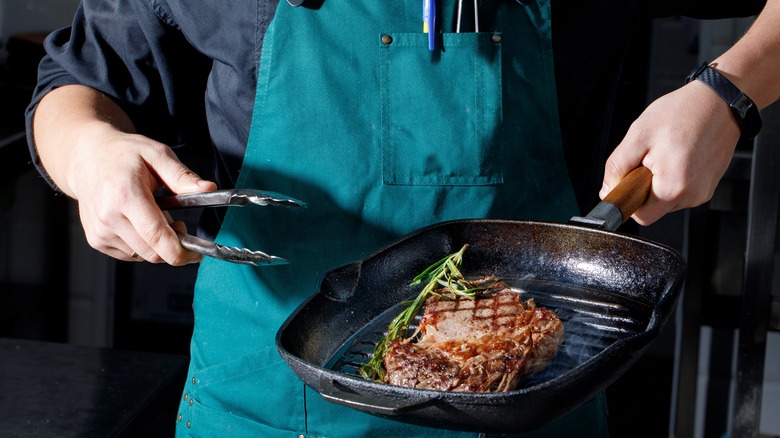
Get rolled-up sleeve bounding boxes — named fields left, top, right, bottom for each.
left=25, top=0, right=212, bottom=190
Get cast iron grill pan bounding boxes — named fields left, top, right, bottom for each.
left=276, top=217, right=685, bottom=432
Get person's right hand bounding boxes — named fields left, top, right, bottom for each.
left=68, top=124, right=216, bottom=264
left=33, top=85, right=217, bottom=265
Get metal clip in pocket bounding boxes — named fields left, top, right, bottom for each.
left=455, top=0, right=479, bottom=33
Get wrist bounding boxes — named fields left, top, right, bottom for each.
left=685, top=61, right=762, bottom=139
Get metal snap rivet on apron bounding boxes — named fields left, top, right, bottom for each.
left=491, top=34, right=501, bottom=43
left=186, top=420, right=191, bottom=429
left=381, top=35, right=393, bottom=45
left=191, top=377, right=196, bottom=384
left=298, top=435, right=306, bottom=438
left=183, top=393, right=189, bottom=401
left=189, top=398, right=194, bottom=406
left=177, top=414, right=182, bottom=422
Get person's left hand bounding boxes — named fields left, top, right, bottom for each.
left=600, top=79, right=741, bottom=225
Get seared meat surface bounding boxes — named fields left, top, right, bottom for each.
left=383, top=279, right=563, bottom=392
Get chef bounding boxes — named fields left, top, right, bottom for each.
left=26, top=0, right=779, bottom=436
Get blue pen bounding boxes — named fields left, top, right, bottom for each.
left=423, top=0, right=435, bottom=51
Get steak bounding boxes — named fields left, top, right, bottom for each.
left=383, top=278, right=563, bottom=392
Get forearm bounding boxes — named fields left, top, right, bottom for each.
left=710, top=0, right=780, bottom=108
left=32, top=84, right=136, bottom=199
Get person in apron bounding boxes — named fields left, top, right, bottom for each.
left=27, top=0, right=780, bottom=436
left=175, top=1, right=605, bottom=435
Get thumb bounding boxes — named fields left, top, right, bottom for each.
left=145, top=147, right=218, bottom=194
left=600, top=139, right=648, bottom=200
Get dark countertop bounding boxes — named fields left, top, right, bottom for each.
left=0, top=338, right=188, bottom=437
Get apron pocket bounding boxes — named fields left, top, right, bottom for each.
left=379, top=32, right=503, bottom=186
left=186, top=347, right=305, bottom=433
left=183, top=397, right=302, bottom=437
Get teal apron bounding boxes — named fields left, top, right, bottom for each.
left=175, top=0, right=608, bottom=436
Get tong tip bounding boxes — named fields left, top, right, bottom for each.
left=217, top=245, right=289, bottom=266
left=244, top=191, right=307, bottom=208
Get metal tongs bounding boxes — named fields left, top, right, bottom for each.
left=155, top=189, right=306, bottom=266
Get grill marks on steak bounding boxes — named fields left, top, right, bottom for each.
left=383, top=279, right=563, bottom=392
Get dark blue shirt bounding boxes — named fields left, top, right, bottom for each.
left=25, top=0, right=764, bottom=235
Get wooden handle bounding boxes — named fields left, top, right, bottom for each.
left=603, top=166, right=653, bottom=222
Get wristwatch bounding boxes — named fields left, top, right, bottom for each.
left=685, top=61, right=762, bottom=139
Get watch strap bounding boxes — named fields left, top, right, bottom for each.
left=685, top=61, right=762, bottom=139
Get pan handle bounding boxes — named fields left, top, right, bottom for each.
left=603, top=166, right=653, bottom=221
left=318, top=377, right=433, bottom=415
left=569, top=166, right=652, bottom=231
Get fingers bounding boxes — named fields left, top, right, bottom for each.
left=630, top=191, right=680, bottom=226
left=84, top=202, right=204, bottom=265
left=120, top=200, right=198, bottom=264
left=143, top=145, right=218, bottom=195
left=79, top=190, right=193, bottom=265
left=130, top=147, right=213, bottom=264
left=599, top=129, right=649, bottom=201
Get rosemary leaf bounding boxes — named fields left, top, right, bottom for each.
left=360, top=244, right=485, bottom=382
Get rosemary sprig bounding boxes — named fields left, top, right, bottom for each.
left=360, top=244, right=485, bottom=382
